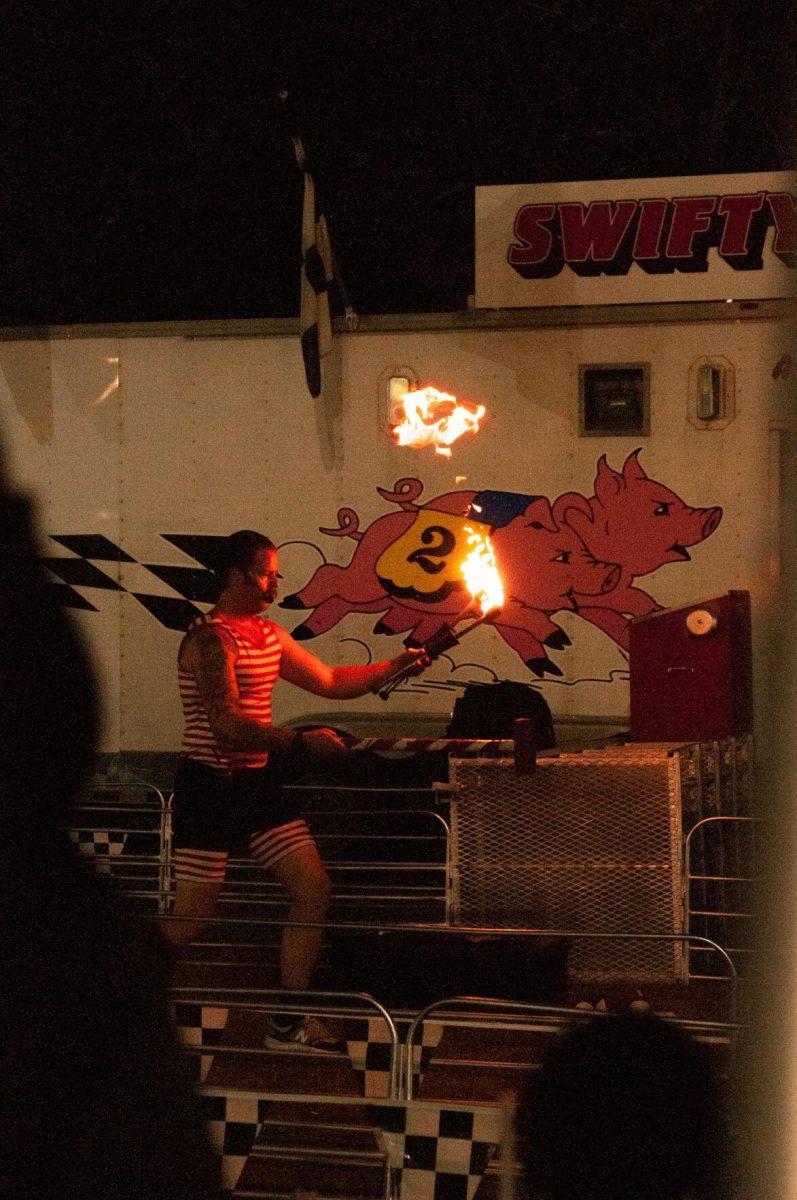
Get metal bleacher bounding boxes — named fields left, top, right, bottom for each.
left=67, top=731, right=750, bottom=1198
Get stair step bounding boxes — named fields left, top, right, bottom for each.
left=256, top=1123, right=379, bottom=1154
left=257, top=1100, right=375, bottom=1126
left=198, top=1009, right=363, bottom=1094
left=417, top=1064, right=527, bottom=1102
left=204, top=1051, right=362, bottom=1095
left=237, top=1153, right=385, bottom=1197
left=432, top=1025, right=563, bottom=1063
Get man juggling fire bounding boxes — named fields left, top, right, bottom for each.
left=164, top=529, right=428, bottom=1053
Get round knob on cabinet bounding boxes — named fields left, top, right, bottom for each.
left=685, top=608, right=717, bottom=636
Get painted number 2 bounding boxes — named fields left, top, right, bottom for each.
left=406, top=525, right=456, bottom=574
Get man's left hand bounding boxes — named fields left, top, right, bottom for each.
left=302, top=727, right=350, bottom=757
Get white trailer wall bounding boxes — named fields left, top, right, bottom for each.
left=1, top=311, right=792, bottom=752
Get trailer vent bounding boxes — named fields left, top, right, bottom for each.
left=579, top=362, right=650, bottom=436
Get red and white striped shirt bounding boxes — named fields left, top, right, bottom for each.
left=179, top=613, right=282, bottom=770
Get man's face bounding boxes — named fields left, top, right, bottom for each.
left=247, top=547, right=280, bottom=607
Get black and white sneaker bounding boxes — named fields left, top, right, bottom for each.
left=264, top=1016, right=345, bottom=1055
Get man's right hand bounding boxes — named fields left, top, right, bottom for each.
left=300, top=727, right=349, bottom=757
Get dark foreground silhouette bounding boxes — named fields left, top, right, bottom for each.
left=0, top=447, right=218, bottom=1199
left=515, top=1012, right=731, bottom=1200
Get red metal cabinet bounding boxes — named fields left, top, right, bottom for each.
left=629, top=591, right=753, bottom=742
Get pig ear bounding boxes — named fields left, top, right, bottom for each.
left=553, top=492, right=594, bottom=527
left=523, top=496, right=558, bottom=532
left=594, top=454, right=624, bottom=504
left=621, top=448, right=648, bottom=484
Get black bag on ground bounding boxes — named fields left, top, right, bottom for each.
left=446, top=681, right=555, bottom=747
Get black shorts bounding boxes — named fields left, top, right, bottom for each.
left=171, top=756, right=307, bottom=855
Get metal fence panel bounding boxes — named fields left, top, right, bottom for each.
left=449, top=750, right=685, bottom=980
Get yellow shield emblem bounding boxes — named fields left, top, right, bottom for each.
left=375, top=509, right=491, bottom=603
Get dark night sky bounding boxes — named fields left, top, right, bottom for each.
left=1, top=0, right=794, bottom=326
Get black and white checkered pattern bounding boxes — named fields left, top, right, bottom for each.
left=294, top=138, right=334, bottom=399
left=44, top=533, right=224, bottom=630
left=346, top=1018, right=444, bottom=1098
left=68, top=829, right=128, bottom=874
left=374, top=1101, right=500, bottom=1200
left=172, top=1003, right=229, bottom=1083
left=196, top=1092, right=269, bottom=1193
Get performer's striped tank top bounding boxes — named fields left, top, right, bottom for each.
left=178, top=613, right=282, bottom=770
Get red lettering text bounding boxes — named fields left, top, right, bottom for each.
left=767, top=193, right=797, bottom=258
left=558, top=200, right=638, bottom=262
left=665, top=196, right=718, bottom=258
left=718, top=193, right=766, bottom=255
left=508, top=204, right=556, bottom=265
left=632, top=199, right=668, bottom=259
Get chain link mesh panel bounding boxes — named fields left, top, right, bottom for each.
left=449, top=748, right=685, bottom=981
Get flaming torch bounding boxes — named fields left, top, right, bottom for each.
left=461, top=523, right=504, bottom=616
left=391, top=386, right=485, bottom=457
left=376, top=525, right=504, bottom=699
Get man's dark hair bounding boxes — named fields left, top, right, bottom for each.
left=214, top=529, right=275, bottom=589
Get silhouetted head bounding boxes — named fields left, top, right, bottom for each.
left=516, top=1013, right=728, bottom=1200
left=0, top=476, right=99, bottom=837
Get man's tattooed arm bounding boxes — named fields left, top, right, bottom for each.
left=188, top=626, right=296, bottom=752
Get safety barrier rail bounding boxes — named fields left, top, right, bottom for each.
left=171, top=985, right=737, bottom=1199
left=402, top=988, right=739, bottom=1099
left=69, top=772, right=748, bottom=1008
left=67, top=788, right=450, bottom=921
left=162, top=913, right=740, bottom=1025
left=67, top=782, right=171, bottom=911
left=684, top=814, right=759, bottom=981
left=170, top=985, right=401, bottom=1096
left=168, top=981, right=739, bottom=1104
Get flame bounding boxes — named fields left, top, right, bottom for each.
left=392, top=386, right=485, bottom=457
left=461, top=525, right=504, bottom=614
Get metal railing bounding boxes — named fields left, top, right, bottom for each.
left=67, top=782, right=171, bottom=912
left=167, top=974, right=738, bottom=1105
left=402, top=987, right=739, bottom=1099
left=170, top=985, right=401, bottom=1096
left=69, top=760, right=747, bottom=1200
left=66, top=788, right=451, bottom=923
left=684, top=814, right=759, bottom=981
left=69, top=768, right=748, bottom=1012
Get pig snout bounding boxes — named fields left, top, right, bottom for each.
left=600, top=564, right=621, bottom=594
left=701, top=507, right=722, bottom=538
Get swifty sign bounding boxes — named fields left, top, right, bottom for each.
left=475, top=171, right=797, bottom=306
left=509, top=191, right=794, bottom=277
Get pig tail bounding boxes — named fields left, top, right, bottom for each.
left=319, top=508, right=362, bottom=541
left=376, top=478, right=424, bottom=510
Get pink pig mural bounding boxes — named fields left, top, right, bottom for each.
left=281, top=451, right=722, bottom=677
left=552, top=450, right=722, bottom=651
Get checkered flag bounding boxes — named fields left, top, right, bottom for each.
left=346, top=1018, right=444, bottom=1098
left=295, top=137, right=334, bottom=399
left=373, top=1101, right=500, bottom=1200
left=172, top=1004, right=229, bottom=1083
left=197, top=1092, right=268, bottom=1193
left=68, top=829, right=128, bottom=875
